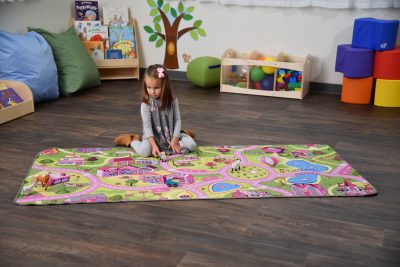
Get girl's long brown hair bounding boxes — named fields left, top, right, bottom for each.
left=141, top=64, right=174, bottom=110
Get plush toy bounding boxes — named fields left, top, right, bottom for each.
left=114, top=134, right=141, bottom=147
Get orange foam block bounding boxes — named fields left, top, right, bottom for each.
left=374, top=79, right=400, bottom=107
left=373, top=46, right=400, bottom=80
left=341, top=77, right=373, bottom=104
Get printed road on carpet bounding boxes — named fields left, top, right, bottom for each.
left=15, top=145, right=377, bottom=205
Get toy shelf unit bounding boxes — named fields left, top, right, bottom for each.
left=95, top=18, right=140, bottom=80
left=220, top=50, right=312, bottom=99
left=0, top=80, right=34, bottom=124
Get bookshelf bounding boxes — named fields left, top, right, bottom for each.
left=74, top=17, right=140, bottom=80
left=0, top=80, right=34, bottom=124
left=95, top=18, right=140, bottom=80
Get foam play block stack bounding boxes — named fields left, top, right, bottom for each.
left=335, top=44, right=374, bottom=104
left=335, top=17, right=399, bottom=105
left=373, top=46, right=400, bottom=107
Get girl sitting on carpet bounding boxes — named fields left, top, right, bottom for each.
left=114, top=64, right=196, bottom=157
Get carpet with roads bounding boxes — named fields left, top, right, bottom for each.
left=15, top=144, right=377, bottom=205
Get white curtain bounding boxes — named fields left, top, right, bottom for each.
left=220, top=0, right=311, bottom=7
left=218, top=0, right=400, bottom=8
left=0, top=0, right=25, bottom=3
left=354, top=0, right=400, bottom=8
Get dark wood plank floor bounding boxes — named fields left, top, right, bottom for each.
left=1, top=80, right=399, bottom=267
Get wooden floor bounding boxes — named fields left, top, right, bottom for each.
left=1, top=80, right=399, bottom=267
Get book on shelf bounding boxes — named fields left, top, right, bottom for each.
left=109, top=25, right=136, bottom=59
left=75, top=1, right=99, bottom=21
left=82, top=41, right=105, bottom=60
left=106, top=49, right=123, bottom=59
left=87, top=25, right=109, bottom=42
left=74, top=20, right=101, bottom=40
left=103, top=5, right=129, bottom=26
left=0, top=87, right=24, bottom=108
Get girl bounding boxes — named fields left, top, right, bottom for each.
left=115, top=64, right=197, bottom=157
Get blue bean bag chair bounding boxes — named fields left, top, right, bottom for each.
left=0, top=30, right=59, bottom=103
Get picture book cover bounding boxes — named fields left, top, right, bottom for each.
left=82, top=41, right=105, bottom=60
left=103, top=5, right=129, bottom=26
left=0, top=88, right=24, bottom=108
left=109, top=25, right=136, bottom=59
left=74, top=20, right=101, bottom=40
left=106, top=49, right=123, bottom=59
left=75, top=1, right=99, bottom=21
left=87, top=25, right=109, bottom=41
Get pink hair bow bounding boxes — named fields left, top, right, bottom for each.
left=157, top=67, right=165, bottom=78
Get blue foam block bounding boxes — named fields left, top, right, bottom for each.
left=352, top=18, right=399, bottom=51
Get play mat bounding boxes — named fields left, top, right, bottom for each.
left=15, top=145, right=377, bottom=205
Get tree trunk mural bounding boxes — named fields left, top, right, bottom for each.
left=144, top=0, right=206, bottom=69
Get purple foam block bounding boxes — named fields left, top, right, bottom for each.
left=335, top=44, right=374, bottom=78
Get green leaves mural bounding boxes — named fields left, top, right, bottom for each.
left=144, top=0, right=206, bottom=69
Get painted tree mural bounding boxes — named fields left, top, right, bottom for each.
left=144, top=0, right=206, bottom=69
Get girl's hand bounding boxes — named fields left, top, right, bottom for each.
left=170, top=137, right=181, bottom=154
left=152, top=145, right=161, bottom=157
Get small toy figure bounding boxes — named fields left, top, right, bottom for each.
left=165, top=178, right=179, bottom=187
left=34, top=173, right=50, bottom=190
left=231, top=159, right=241, bottom=172
left=181, top=147, right=189, bottom=155
left=159, top=151, right=167, bottom=162
left=22, top=183, right=37, bottom=196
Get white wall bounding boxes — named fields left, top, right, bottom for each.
left=1, top=0, right=399, bottom=85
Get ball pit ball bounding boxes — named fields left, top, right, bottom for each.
left=262, top=57, right=276, bottom=74
left=250, top=66, right=265, bottom=82
left=261, top=75, right=274, bottom=90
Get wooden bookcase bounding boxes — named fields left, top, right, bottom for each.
left=95, top=18, right=140, bottom=80
left=0, top=80, right=34, bottom=124
left=220, top=50, right=311, bottom=99
left=74, top=17, right=140, bottom=80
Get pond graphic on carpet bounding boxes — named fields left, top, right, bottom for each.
left=15, top=145, right=377, bottom=205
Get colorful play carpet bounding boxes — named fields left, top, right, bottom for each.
left=15, top=145, right=377, bottom=205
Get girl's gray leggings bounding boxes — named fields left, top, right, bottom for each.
left=131, top=133, right=197, bottom=157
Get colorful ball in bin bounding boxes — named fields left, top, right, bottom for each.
left=253, top=82, right=261, bottom=89
left=262, top=57, right=276, bottom=74
left=236, top=82, right=247, bottom=88
left=261, top=75, right=274, bottom=90
left=250, top=67, right=265, bottom=82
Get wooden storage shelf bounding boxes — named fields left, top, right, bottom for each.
left=95, top=58, right=139, bottom=80
left=97, top=18, right=140, bottom=80
left=0, top=80, right=34, bottom=124
left=220, top=50, right=311, bottom=99
left=74, top=17, right=140, bottom=80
